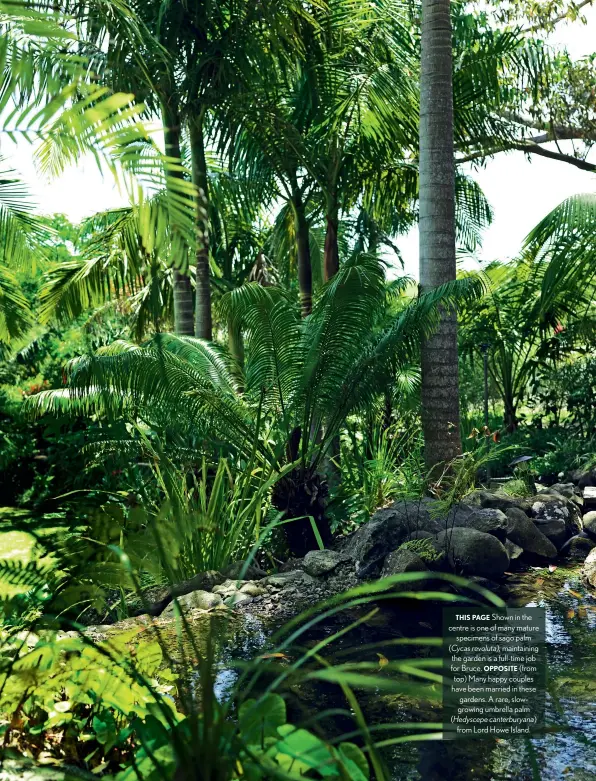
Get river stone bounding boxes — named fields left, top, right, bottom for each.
left=549, top=483, right=578, bottom=500
left=161, top=589, right=223, bottom=616
left=380, top=549, right=428, bottom=581
left=436, top=528, right=510, bottom=580
left=576, top=468, right=596, bottom=489
left=504, top=539, right=524, bottom=561
left=462, top=490, right=532, bottom=514
left=343, top=501, right=439, bottom=577
left=559, top=534, right=596, bottom=560
left=213, top=579, right=247, bottom=594
left=265, top=570, right=317, bottom=589
left=302, top=549, right=342, bottom=577
left=582, top=511, right=596, bottom=540
left=239, top=582, right=266, bottom=597
left=582, top=547, right=596, bottom=588
left=505, top=508, right=557, bottom=561
left=532, top=518, right=568, bottom=549
left=224, top=591, right=253, bottom=606
left=454, top=508, right=508, bottom=541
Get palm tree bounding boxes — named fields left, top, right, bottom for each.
left=27, top=255, right=482, bottom=555
left=418, top=0, right=461, bottom=471
left=0, top=2, right=195, bottom=346
left=459, top=227, right=596, bottom=432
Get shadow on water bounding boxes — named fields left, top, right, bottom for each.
left=190, top=566, right=596, bottom=781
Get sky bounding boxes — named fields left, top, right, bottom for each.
left=4, top=6, right=596, bottom=280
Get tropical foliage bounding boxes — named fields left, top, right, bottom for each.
left=1, top=0, right=596, bottom=778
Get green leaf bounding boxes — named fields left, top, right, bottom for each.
left=339, top=743, right=370, bottom=781
left=239, top=693, right=286, bottom=746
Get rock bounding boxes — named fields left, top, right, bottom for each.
left=213, top=579, right=247, bottom=595
left=302, top=549, right=343, bottom=577
left=403, top=530, right=436, bottom=542
left=549, top=483, right=578, bottom=500
left=343, top=500, right=440, bottom=577
left=380, top=549, right=428, bottom=579
left=577, top=469, right=596, bottom=489
left=582, top=547, right=596, bottom=588
left=265, top=570, right=317, bottom=589
left=505, top=508, right=558, bottom=561
left=462, top=490, right=532, bottom=514
left=532, top=492, right=582, bottom=539
left=560, top=534, right=596, bottom=560
left=436, top=528, right=509, bottom=580
left=126, top=570, right=225, bottom=618
left=239, top=582, right=266, bottom=597
left=532, top=518, right=568, bottom=549
left=223, top=561, right=267, bottom=580
left=454, top=508, right=508, bottom=541
left=504, top=539, right=524, bottom=562
left=582, top=511, right=596, bottom=540
left=161, top=590, right=223, bottom=616
left=224, top=591, right=253, bottom=607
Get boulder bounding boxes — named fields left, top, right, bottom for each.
left=560, top=534, right=596, bottom=561
left=582, top=547, right=596, bottom=588
left=504, top=539, right=524, bottom=562
left=302, top=549, right=343, bottom=577
left=161, top=590, right=223, bottom=616
left=549, top=483, right=579, bottom=501
left=453, top=508, right=508, bottom=541
left=343, top=500, right=440, bottom=576
left=213, top=578, right=248, bottom=595
left=380, top=549, right=428, bottom=580
left=582, top=511, right=596, bottom=541
left=265, top=570, right=317, bottom=589
left=436, top=528, right=509, bottom=580
left=403, top=530, right=436, bottom=542
left=577, top=469, right=596, bottom=489
left=239, top=582, right=266, bottom=597
left=224, top=591, right=253, bottom=607
left=462, top=490, right=532, bottom=514
left=532, top=517, right=568, bottom=549
left=505, top=508, right=557, bottom=561
left=531, top=494, right=580, bottom=540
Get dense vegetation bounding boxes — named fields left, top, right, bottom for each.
left=1, top=0, right=596, bottom=779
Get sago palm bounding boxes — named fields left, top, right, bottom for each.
left=28, top=254, right=483, bottom=555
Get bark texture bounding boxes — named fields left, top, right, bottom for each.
left=162, top=101, right=194, bottom=336
left=323, top=207, right=339, bottom=282
left=189, top=115, right=213, bottom=340
left=292, top=190, right=313, bottom=317
left=419, top=0, right=462, bottom=469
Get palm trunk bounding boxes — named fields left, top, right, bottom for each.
left=162, top=101, right=194, bottom=336
left=419, top=0, right=461, bottom=471
left=291, top=189, right=313, bottom=317
left=189, top=113, right=213, bottom=340
left=323, top=198, right=339, bottom=282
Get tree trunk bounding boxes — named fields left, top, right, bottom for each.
left=162, top=101, right=194, bottom=336
left=419, top=0, right=461, bottom=471
left=189, top=113, right=213, bottom=340
left=323, top=203, right=339, bottom=282
left=504, top=401, right=518, bottom=432
left=291, top=190, right=313, bottom=317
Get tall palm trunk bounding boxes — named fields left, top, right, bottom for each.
left=189, top=113, right=213, bottom=340
left=419, top=0, right=461, bottom=470
left=291, top=188, right=313, bottom=317
left=323, top=194, right=339, bottom=282
left=161, top=101, right=194, bottom=336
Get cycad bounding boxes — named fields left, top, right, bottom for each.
left=28, top=255, right=483, bottom=555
